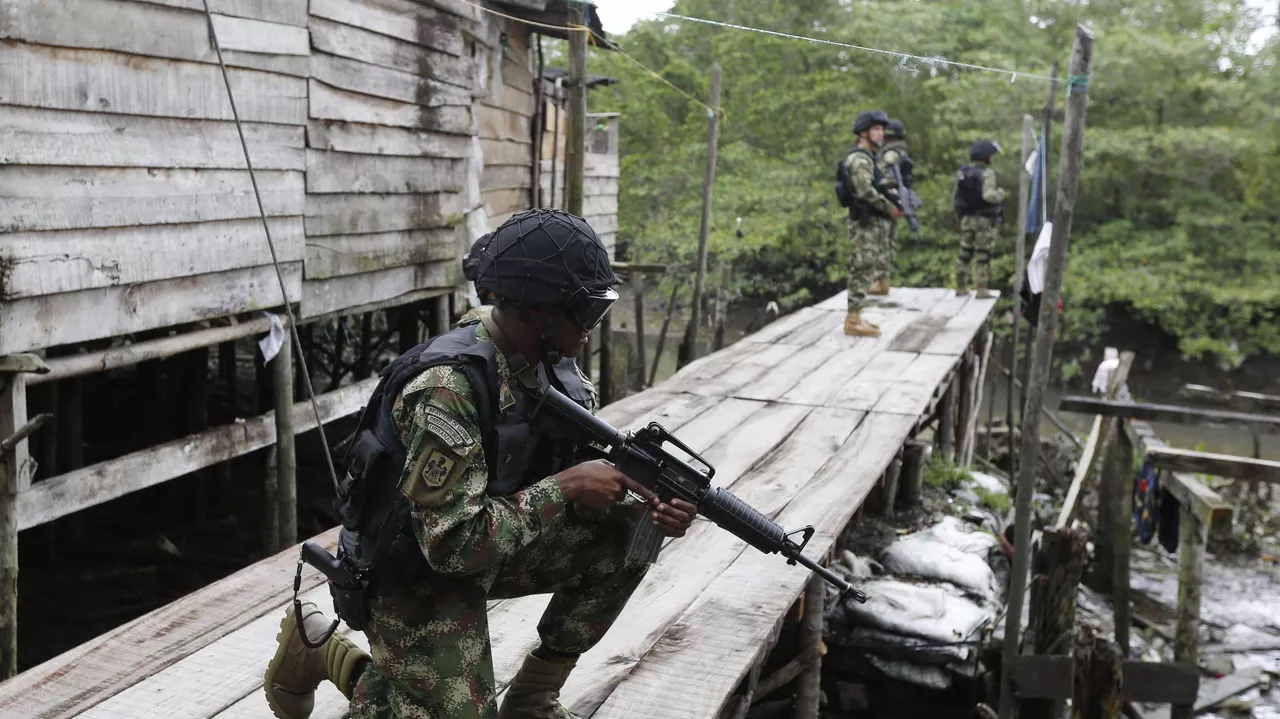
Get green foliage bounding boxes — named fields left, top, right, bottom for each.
left=924, top=453, right=973, bottom=492
left=974, top=486, right=1012, bottom=516
left=576, top=0, right=1279, bottom=366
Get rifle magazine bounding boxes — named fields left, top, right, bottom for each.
left=625, top=515, right=664, bottom=564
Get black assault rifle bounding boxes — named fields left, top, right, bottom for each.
left=533, top=385, right=867, bottom=602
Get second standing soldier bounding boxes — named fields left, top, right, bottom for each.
left=953, top=139, right=1006, bottom=298
left=836, top=110, right=902, bottom=336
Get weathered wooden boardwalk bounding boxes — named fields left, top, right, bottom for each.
left=0, top=287, right=998, bottom=719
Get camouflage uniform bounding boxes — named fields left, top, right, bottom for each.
left=456, top=303, right=493, bottom=327
left=956, top=167, right=1005, bottom=290
left=348, top=322, right=649, bottom=719
left=878, top=141, right=911, bottom=280
left=845, top=148, right=897, bottom=312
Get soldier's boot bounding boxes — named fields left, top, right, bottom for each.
left=843, top=310, right=880, bottom=337
left=264, top=601, right=370, bottom=719
left=867, top=277, right=891, bottom=296
left=975, top=281, right=993, bottom=300
left=499, top=652, right=579, bottom=719
left=975, top=255, right=993, bottom=299
left=956, top=255, right=970, bottom=296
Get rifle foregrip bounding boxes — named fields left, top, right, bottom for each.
left=702, top=487, right=786, bottom=554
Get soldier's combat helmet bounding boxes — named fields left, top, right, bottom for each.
left=970, top=139, right=1002, bottom=162
left=885, top=119, right=907, bottom=140
left=852, top=110, right=890, bottom=135
left=462, top=233, right=491, bottom=283
left=473, top=208, right=619, bottom=335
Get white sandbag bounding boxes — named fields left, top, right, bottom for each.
left=846, top=579, right=995, bottom=645
left=882, top=535, right=997, bottom=599
left=867, top=655, right=953, bottom=690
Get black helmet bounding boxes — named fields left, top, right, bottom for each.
left=885, top=119, right=906, bottom=140
left=970, top=139, right=1001, bottom=162
left=474, top=208, right=619, bottom=333
left=853, top=110, right=890, bottom=135
left=462, top=233, right=492, bottom=283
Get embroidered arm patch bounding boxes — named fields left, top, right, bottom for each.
left=399, top=405, right=478, bottom=508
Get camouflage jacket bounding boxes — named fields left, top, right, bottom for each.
left=845, top=146, right=897, bottom=216
left=390, top=321, right=601, bottom=577
left=879, top=142, right=908, bottom=189
left=979, top=165, right=1006, bottom=204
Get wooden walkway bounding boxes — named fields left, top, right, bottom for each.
left=0, top=287, right=998, bottom=719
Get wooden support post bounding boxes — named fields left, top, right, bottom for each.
left=1022, top=526, right=1089, bottom=719
left=1171, top=501, right=1206, bottom=719
left=956, top=349, right=976, bottom=465
left=273, top=337, right=297, bottom=550
left=962, top=329, right=994, bottom=466
left=263, top=445, right=279, bottom=554
left=687, top=63, right=722, bottom=364
left=1111, top=423, right=1136, bottom=657
left=184, top=346, right=211, bottom=520
left=878, top=456, right=903, bottom=519
left=432, top=294, right=450, bottom=337
left=355, top=313, right=373, bottom=380
left=1000, top=26, right=1094, bottom=719
left=714, top=264, right=730, bottom=352
left=897, top=440, right=930, bottom=510
left=599, top=311, right=614, bottom=406
left=632, top=268, right=647, bottom=391
left=1009, top=114, right=1035, bottom=475
left=938, top=379, right=957, bottom=461
left=531, top=35, right=545, bottom=207
left=793, top=574, right=825, bottom=719
left=0, top=373, right=29, bottom=679
left=649, top=279, right=683, bottom=388
left=565, top=2, right=586, bottom=215
left=1072, top=626, right=1123, bottom=719
left=397, top=305, right=419, bottom=355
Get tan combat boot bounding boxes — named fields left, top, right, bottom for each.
left=499, top=652, right=578, bottom=719
left=867, top=277, right=891, bottom=296
left=975, top=281, right=993, bottom=300
left=955, top=279, right=969, bottom=297
left=264, top=601, right=370, bottom=719
left=844, top=310, right=881, bottom=337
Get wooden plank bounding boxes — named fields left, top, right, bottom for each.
left=309, top=53, right=471, bottom=109
left=0, top=0, right=309, bottom=74
left=742, top=307, right=826, bottom=344
left=657, top=339, right=758, bottom=390
left=733, top=344, right=841, bottom=402
left=482, top=82, right=537, bottom=118
left=133, top=0, right=308, bottom=26
left=0, top=167, right=303, bottom=233
left=309, top=17, right=473, bottom=89
left=481, top=165, right=534, bottom=192
left=480, top=105, right=533, bottom=142
left=871, top=354, right=959, bottom=416
left=887, top=314, right=949, bottom=352
left=308, top=79, right=472, bottom=133
left=593, top=412, right=916, bottom=719
left=1061, top=397, right=1280, bottom=433
left=582, top=193, right=619, bottom=217
left=675, top=344, right=798, bottom=398
left=0, top=41, right=306, bottom=124
left=0, top=107, right=304, bottom=170
left=303, top=192, right=467, bottom=236
left=0, top=263, right=302, bottom=355
left=482, top=138, right=534, bottom=165
left=780, top=342, right=881, bottom=406
left=309, top=0, right=464, bottom=56
left=302, top=261, right=455, bottom=318
left=305, top=227, right=461, bottom=280
left=0, top=528, right=337, bottom=719
left=922, top=293, right=1000, bottom=355
left=305, top=149, right=464, bottom=194
left=17, top=377, right=375, bottom=529
left=482, top=188, right=531, bottom=218
left=830, top=351, right=918, bottom=411
left=1057, top=351, right=1135, bottom=529
left=584, top=152, right=620, bottom=178
left=583, top=176, right=618, bottom=197
left=1144, top=446, right=1280, bottom=483
left=2, top=217, right=305, bottom=298
left=307, top=119, right=471, bottom=158
left=209, top=13, right=308, bottom=55
left=583, top=214, right=619, bottom=235
left=1011, top=657, right=1199, bottom=703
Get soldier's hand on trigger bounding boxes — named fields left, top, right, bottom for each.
left=650, top=498, right=697, bottom=538
left=555, top=459, right=658, bottom=510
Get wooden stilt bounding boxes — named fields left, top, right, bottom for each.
left=397, top=304, right=419, bottom=355
left=1171, top=501, right=1206, bottom=719
left=1111, top=424, right=1135, bottom=657
left=1022, top=526, right=1088, bottom=719
left=938, top=379, right=957, bottom=461
left=432, top=294, right=451, bottom=337
left=956, top=348, right=975, bottom=464
left=897, top=440, right=930, bottom=510
left=0, top=372, right=29, bottom=679
left=272, top=337, right=296, bottom=550
left=792, top=574, right=825, bottom=718
left=1071, top=626, right=1123, bottom=719
left=262, top=445, right=279, bottom=554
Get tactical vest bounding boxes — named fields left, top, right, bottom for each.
left=333, top=322, right=592, bottom=597
left=954, top=164, right=1001, bottom=218
left=837, top=147, right=894, bottom=224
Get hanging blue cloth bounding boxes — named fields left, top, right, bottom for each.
left=1133, top=461, right=1160, bottom=544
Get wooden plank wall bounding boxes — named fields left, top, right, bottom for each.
left=300, top=0, right=480, bottom=318
left=477, top=18, right=537, bottom=229
left=0, top=0, right=311, bottom=355
left=537, top=95, right=620, bottom=258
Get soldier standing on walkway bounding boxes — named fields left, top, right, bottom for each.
left=953, top=140, right=1006, bottom=298
left=837, top=110, right=902, bottom=337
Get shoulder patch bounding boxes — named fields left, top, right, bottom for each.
left=424, top=405, right=476, bottom=450
left=400, top=440, right=470, bottom=508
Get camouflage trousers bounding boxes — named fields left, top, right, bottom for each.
left=350, top=506, right=649, bottom=719
left=957, top=215, right=999, bottom=289
left=847, top=215, right=895, bottom=312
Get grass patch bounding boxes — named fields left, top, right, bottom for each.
left=924, top=453, right=973, bottom=492
left=975, top=486, right=1012, bottom=515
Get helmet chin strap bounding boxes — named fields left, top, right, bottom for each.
left=507, top=304, right=562, bottom=365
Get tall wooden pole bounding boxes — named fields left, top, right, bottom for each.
left=999, top=26, right=1093, bottom=719
left=793, top=573, right=825, bottom=718
left=632, top=268, right=647, bottom=390
left=1009, top=114, right=1034, bottom=473
left=687, top=64, right=722, bottom=363
left=565, top=7, right=586, bottom=217
left=0, top=373, right=28, bottom=678
left=1023, top=63, right=1060, bottom=398
left=273, top=336, right=297, bottom=550
left=1171, top=502, right=1207, bottom=719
